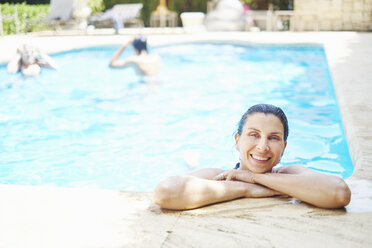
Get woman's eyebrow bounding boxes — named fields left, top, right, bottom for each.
left=271, top=132, right=284, bottom=135
left=247, top=128, right=283, bottom=135
left=246, top=128, right=260, bottom=131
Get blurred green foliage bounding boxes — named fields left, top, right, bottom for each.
left=0, top=1, right=49, bottom=3
left=1, top=1, right=104, bottom=35
left=89, top=0, right=105, bottom=14
left=0, top=2, right=49, bottom=34
left=242, top=0, right=292, bottom=10
left=242, top=0, right=259, bottom=9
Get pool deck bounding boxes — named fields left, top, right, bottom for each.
left=1, top=30, right=372, bottom=248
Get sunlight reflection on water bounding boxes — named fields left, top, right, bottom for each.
left=0, top=43, right=353, bottom=191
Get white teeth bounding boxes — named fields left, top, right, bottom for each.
left=251, top=155, right=269, bottom=161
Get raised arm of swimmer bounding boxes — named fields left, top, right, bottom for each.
left=109, top=36, right=161, bottom=77
left=109, top=36, right=136, bottom=67
left=7, top=53, right=21, bottom=73
left=6, top=44, right=58, bottom=76
left=38, top=52, right=59, bottom=70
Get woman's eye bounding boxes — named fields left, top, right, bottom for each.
left=269, top=136, right=279, bottom=141
left=249, top=133, right=258, bottom=138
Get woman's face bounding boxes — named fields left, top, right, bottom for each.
left=20, top=49, right=36, bottom=66
left=235, top=113, right=287, bottom=173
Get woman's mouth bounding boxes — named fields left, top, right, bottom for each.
left=250, top=154, right=270, bottom=162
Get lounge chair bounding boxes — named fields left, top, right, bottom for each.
left=180, top=12, right=206, bottom=32
left=24, top=0, right=91, bottom=32
left=88, top=3, right=144, bottom=32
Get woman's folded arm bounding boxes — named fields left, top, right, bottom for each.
left=154, top=169, right=282, bottom=210
left=253, top=165, right=351, bottom=208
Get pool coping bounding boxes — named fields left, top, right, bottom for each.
left=0, top=31, right=372, bottom=248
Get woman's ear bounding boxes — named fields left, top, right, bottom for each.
left=234, top=133, right=240, bottom=151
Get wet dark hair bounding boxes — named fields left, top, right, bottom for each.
left=132, top=36, right=147, bottom=53
left=236, top=103, right=289, bottom=141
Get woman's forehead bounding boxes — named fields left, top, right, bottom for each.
left=244, top=113, right=284, bottom=132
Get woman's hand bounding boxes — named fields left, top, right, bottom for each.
left=213, top=169, right=256, bottom=183
left=244, top=182, right=283, bottom=198
left=124, top=35, right=136, bottom=46
left=214, top=170, right=285, bottom=198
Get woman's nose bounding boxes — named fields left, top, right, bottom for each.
left=256, top=138, right=269, bottom=151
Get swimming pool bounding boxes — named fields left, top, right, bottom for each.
left=0, top=42, right=353, bottom=191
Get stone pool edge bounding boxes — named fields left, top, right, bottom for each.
left=0, top=31, right=371, bottom=248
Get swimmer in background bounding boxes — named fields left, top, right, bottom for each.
left=109, top=35, right=162, bottom=82
left=7, top=44, right=58, bottom=76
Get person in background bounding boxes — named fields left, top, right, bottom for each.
left=153, top=103, right=351, bottom=210
left=240, top=0, right=257, bottom=30
left=109, top=35, right=162, bottom=80
left=7, top=44, right=58, bottom=76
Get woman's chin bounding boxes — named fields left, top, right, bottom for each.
left=244, top=163, right=272, bottom=173
left=251, top=169, right=268, bottom=174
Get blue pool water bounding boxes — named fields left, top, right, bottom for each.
left=0, top=43, right=353, bottom=191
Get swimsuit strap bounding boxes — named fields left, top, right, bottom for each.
left=234, top=162, right=240, bottom=169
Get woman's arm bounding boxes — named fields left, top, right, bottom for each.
left=109, top=37, right=135, bottom=67
left=7, top=54, right=21, bottom=73
left=37, top=53, right=58, bottom=70
left=153, top=168, right=280, bottom=210
left=255, top=165, right=351, bottom=208
left=216, top=165, right=351, bottom=209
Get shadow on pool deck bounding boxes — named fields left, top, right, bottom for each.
left=0, top=31, right=372, bottom=248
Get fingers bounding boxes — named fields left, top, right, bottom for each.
left=226, top=173, right=234, bottom=181
left=213, top=170, right=254, bottom=183
left=214, top=170, right=234, bottom=181
left=129, top=35, right=136, bottom=42
left=214, top=171, right=227, bottom=181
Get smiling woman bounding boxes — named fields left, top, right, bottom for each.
left=153, top=103, right=351, bottom=210
left=233, top=104, right=288, bottom=173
